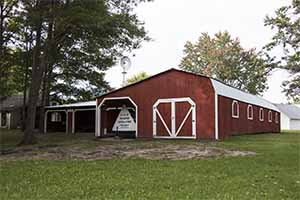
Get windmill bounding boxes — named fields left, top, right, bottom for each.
left=120, top=56, right=131, bottom=86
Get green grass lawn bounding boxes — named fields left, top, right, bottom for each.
left=0, top=129, right=300, bottom=200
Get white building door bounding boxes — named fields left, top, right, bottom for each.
left=153, top=98, right=196, bottom=138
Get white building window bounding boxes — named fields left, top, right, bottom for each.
left=232, top=100, right=239, bottom=118
left=51, top=112, right=62, bottom=122
left=275, top=113, right=279, bottom=124
left=268, top=111, right=272, bottom=122
left=259, top=108, right=264, bottom=121
left=247, top=105, right=253, bottom=120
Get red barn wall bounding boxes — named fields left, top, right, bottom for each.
left=97, top=70, right=216, bottom=139
left=218, top=95, right=280, bottom=139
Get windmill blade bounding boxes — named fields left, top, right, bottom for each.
left=120, top=56, right=131, bottom=71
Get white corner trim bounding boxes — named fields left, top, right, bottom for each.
left=232, top=100, right=239, bottom=118
left=215, top=94, right=219, bottom=140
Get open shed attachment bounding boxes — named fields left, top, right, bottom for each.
left=96, top=97, right=137, bottom=138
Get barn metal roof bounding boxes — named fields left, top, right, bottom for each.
left=274, top=104, right=300, bottom=120
left=45, top=101, right=95, bottom=109
left=210, top=79, right=279, bottom=111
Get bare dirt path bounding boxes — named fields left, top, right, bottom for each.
left=0, top=141, right=256, bottom=161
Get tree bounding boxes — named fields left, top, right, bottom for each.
left=126, top=71, right=150, bottom=85
left=264, top=0, right=300, bottom=103
left=179, top=31, right=273, bottom=95
left=0, top=0, right=24, bottom=97
left=14, top=0, right=151, bottom=144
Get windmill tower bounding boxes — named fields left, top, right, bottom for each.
left=120, top=56, right=131, bottom=86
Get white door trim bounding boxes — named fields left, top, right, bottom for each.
left=153, top=97, right=196, bottom=139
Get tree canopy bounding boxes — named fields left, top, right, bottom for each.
left=179, top=31, right=273, bottom=95
left=0, top=0, right=152, bottom=144
left=1, top=0, right=151, bottom=102
left=0, top=0, right=25, bottom=96
left=264, top=0, right=300, bottom=103
left=126, top=71, right=150, bottom=85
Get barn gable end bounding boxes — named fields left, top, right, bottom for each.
left=96, top=69, right=216, bottom=139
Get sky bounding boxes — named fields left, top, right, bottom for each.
left=105, top=0, right=291, bottom=103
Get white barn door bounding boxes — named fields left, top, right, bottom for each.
left=153, top=98, right=196, bottom=138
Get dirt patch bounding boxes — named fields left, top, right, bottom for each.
left=0, top=143, right=256, bottom=161
left=122, top=145, right=256, bottom=160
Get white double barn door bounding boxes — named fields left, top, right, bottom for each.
left=153, top=98, right=196, bottom=138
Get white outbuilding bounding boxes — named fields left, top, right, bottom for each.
left=274, top=104, right=300, bottom=130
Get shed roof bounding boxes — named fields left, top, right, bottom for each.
left=97, top=68, right=278, bottom=111
left=274, top=104, right=300, bottom=120
left=0, top=95, right=23, bottom=111
left=45, top=101, right=95, bottom=109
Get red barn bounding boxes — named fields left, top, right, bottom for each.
left=95, top=69, right=280, bottom=140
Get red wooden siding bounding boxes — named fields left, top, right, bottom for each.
left=218, top=95, right=280, bottom=139
left=97, top=70, right=216, bottom=139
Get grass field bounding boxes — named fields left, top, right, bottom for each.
left=0, top=129, right=300, bottom=200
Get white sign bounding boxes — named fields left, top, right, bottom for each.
left=112, top=108, right=136, bottom=131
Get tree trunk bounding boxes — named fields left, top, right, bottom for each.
left=39, top=18, right=54, bottom=133
left=22, top=32, right=32, bottom=130
left=22, top=56, right=29, bottom=131
left=39, top=67, right=48, bottom=132
left=20, top=18, right=44, bottom=145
